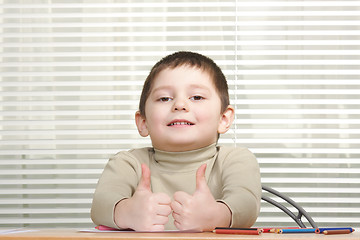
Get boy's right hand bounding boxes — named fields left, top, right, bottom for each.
left=114, top=164, right=172, bottom=231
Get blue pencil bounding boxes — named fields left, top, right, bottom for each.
left=316, top=227, right=354, bottom=234
left=278, top=228, right=316, bottom=234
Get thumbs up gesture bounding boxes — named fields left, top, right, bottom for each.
left=114, top=164, right=172, bottom=231
left=171, top=164, right=231, bottom=231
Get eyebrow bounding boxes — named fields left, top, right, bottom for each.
left=189, top=84, right=211, bottom=91
left=151, top=85, right=173, bottom=95
left=152, top=84, right=211, bottom=94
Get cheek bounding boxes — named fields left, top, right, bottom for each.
left=196, top=108, right=218, bottom=124
left=145, top=106, right=166, bottom=129
left=195, top=103, right=221, bottom=121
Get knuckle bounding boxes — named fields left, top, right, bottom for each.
left=164, top=206, right=172, bottom=215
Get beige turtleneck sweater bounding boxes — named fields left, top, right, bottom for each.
left=91, top=144, right=261, bottom=230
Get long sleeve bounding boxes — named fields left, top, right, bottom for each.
left=91, top=145, right=261, bottom=230
left=90, top=151, right=143, bottom=228
left=213, top=147, right=262, bottom=228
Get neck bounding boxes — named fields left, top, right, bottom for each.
left=153, top=141, right=218, bottom=152
left=152, top=143, right=217, bottom=172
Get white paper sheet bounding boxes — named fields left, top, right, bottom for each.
left=79, top=228, right=202, bottom=233
left=0, top=229, right=38, bottom=235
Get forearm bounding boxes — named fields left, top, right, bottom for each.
left=91, top=191, right=126, bottom=229
left=209, top=202, right=232, bottom=230
left=219, top=147, right=262, bottom=228
left=114, top=199, right=132, bottom=229
left=223, top=192, right=260, bottom=227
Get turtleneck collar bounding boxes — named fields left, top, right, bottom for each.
left=152, top=143, right=217, bottom=172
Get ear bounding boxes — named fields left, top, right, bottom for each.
left=218, top=105, right=235, bottom=134
left=135, top=111, right=149, bottom=137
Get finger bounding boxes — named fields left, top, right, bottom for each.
left=172, top=211, right=181, bottom=224
left=155, top=204, right=172, bottom=216
left=170, top=200, right=183, bottom=213
left=196, top=163, right=207, bottom=191
left=153, top=214, right=169, bottom=225
left=152, top=192, right=171, bottom=205
left=173, top=220, right=184, bottom=231
left=137, top=164, right=151, bottom=192
left=149, top=224, right=165, bottom=232
left=173, top=191, right=191, bottom=205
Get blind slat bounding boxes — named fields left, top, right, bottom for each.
left=1, top=0, right=359, bottom=229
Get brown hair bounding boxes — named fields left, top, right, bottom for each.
left=138, top=51, right=230, bottom=117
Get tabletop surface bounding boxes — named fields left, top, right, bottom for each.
left=0, top=229, right=359, bottom=240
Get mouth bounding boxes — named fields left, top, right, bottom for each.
left=167, top=120, right=194, bottom=126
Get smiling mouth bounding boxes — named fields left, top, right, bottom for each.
left=167, top=121, right=194, bottom=126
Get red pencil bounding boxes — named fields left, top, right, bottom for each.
left=262, top=227, right=299, bottom=233
left=213, top=228, right=262, bottom=235
left=95, top=225, right=119, bottom=231
left=323, top=230, right=352, bottom=235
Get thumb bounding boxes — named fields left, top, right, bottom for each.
left=195, top=163, right=208, bottom=192
left=137, top=163, right=152, bottom=192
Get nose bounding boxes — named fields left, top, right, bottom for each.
left=172, top=99, right=188, bottom=112
left=174, top=106, right=186, bottom=111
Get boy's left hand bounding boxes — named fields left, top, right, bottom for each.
left=171, top=164, right=231, bottom=231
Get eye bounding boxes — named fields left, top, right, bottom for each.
left=159, top=97, right=172, bottom=102
left=190, top=95, right=204, bottom=101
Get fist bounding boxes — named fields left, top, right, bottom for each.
left=171, top=164, right=218, bottom=231
left=115, top=164, right=172, bottom=231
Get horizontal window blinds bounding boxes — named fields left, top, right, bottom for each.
left=1, top=0, right=359, bottom=228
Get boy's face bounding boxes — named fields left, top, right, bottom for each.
left=136, top=66, right=234, bottom=152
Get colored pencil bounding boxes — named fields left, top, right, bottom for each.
left=323, top=229, right=352, bottom=235
left=316, top=227, right=355, bottom=234
left=262, top=227, right=300, bottom=233
left=95, top=225, right=119, bottom=231
left=278, top=228, right=316, bottom=234
left=214, top=227, right=261, bottom=231
left=213, top=227, right=262, bottom=235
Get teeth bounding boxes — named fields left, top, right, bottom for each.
left=169, top=122, right=192, bottom=126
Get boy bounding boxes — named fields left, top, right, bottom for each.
left=91, top=51, right=261, bottom=232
